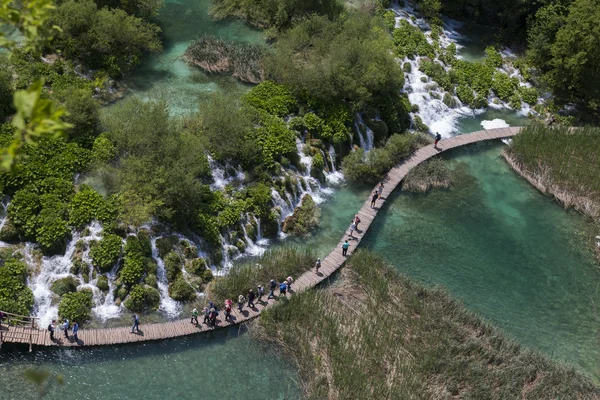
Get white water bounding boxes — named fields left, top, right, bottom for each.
left=326, top=145, right=344, bottom=184
left=207, top=154, right=245, bottom=190
left=150, top=237, right=182, bottom=317
left=355, top=114, right=374, bottom=151
left=481, top=119, right=510, bottom=130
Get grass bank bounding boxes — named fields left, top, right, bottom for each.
left=253, top=250, right=600, bottom=399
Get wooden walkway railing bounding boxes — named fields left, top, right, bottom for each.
left=0, top=127, right=521, bottom=348
left=0, top=310, right=40, bottom=351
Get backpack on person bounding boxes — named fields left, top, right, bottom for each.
left=48, top=324, right=53, bottom=332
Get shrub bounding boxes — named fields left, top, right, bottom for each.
left=484, top=46, right=503, bottom=68
left=90, top=233, right=122, bottom=272
left=386, top=134, right=418, bottom=164
left=443, top=92, right=458, bottom=108
left=243, top=81, right=297, bottom=117
left=120, top=252, right=145, bottom=286
left=0, top=258, right=34, bottom=315
left=383, top=10, right=396, bottom=31
left=123, top=284, right=160, bottom=312
left=519, top=86, right=538, bottom=105
left=342, top=148, right=392, bottom=184
left=393, top=20, right=434, bottom=59
left=156, top=236, right=177, bottom=258
left=456, top=84, right=475, bottom=106
left=187, top=258, right=207, bottom=276
left=168, top=277, right=196, bottom=302
left=69, top=185, right=110, bottom=228
left=282, top=195, right=321, bottom=237
left=491, top=72, right=519, bottom=101
left=91, top=133, right=115, bottom=164
left=164, top=251, right=182, bottom=283
left=144, top=274, right=157, bottom=288
left=51, top=276, right=79, bottom=296
left=403, top=62, right=412, bottom=73
left=58, top=290, right=93, bottom=323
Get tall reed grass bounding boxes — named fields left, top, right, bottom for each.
left=184, top=35, right=266, bottom=83
left=208, top=246, right=314, bottom=303
left=254, top=250, right=600, bottom=398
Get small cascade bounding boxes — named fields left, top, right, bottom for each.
left=326, top=145, right=344, bottom=184
left=354, top=114, right=374, bottom=151
left=150, top=237, right=182, bottom=317
left=207, top=154, right=245, bottom=190
left=240, top=216, right=267, bottom=257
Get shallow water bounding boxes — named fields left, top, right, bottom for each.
left=124, top=0, right=264, bottom=115
left=362, top=142, right=600, bottom=380
left=0, top=327, right=300, bottom=399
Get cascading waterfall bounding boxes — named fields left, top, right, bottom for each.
left=391, top=1, right=538, bottom=137
left=354, top=114, right=374, bottom=151
left=150, top=237, right=182, bottom=316
left=207, top=154, right=246, bottom=190
left=326, top=145, right=344, bottom=184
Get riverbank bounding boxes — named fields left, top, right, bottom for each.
left=253, top=250, right=600, bottom=398
left=502, top=125, right=600, bottom=259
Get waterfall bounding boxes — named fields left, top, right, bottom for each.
left=326, top=145, right=344, bottom=184
left=390, top=2, right=536, bottom=137
left=150, top=237, right=182, bottom=316
left=355, top=114, right=374, bottom=151
left=207, top=154, right=245, bottom=190
left=240, top=216, right=267, bottom=257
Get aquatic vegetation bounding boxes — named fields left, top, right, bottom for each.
left=168, top=277, right=196, bottom=302
left=184, top=35, right=266, bottom=83
left=123, top=284, right=160, bottom=312
left=51, top=277, right=78, bottom=297
left=243, top=81, right=297, bottom=117
left=403, top=158, right=452, bottom=192
left=282, top=195, right=321, bottom=237
left=255, top=250, right=600, bottom=398
left=392, top=20, right=435, bottom=59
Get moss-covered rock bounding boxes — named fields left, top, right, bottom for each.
left=180, top=240, right=197, bottom=260
left=164, top=251, right=182, bottom=283
left=236, top=239, right=246, bottom=253
left=168, top=278, right=196, bottom=302
left=443, top=93, right=458, bottom=108
left=261, top=210, right=280, bottom=238
left=51, top=276, right=79, bottom=297
left=201, top=268, right=214, bottom=283
left=90, top=233, right=122, bottom=273
left=0, top=218, right=19, bottom=242
left=365, top=118, right=389, bottom=146
left=96, top=275, right=109, bottom=292
left=282, top=194, right=321, bottom=237
left=156, top=236, right=178, bottom=258
left=144, top=274, right=157, bottom=288
left=117, top=286, right=129, bottom=300
left=123, top=284, right=160, bottom=312
left=245, top=223, right=257, bottom=242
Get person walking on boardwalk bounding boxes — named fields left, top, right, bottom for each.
left=349, top=219, right=356, bottom=238
left=248, top=289, right=256, bottom=308
left=370, top=191, right=379, bottom=208
left=203, top=307, right=210, bottom=324
left=257, top=285, right=264, bottom=302
left=72, top=321, right=79, bottom=342
left=434, top=132, right=442, bottom=149
left=62, top=318, right=69, bottom=339
left=279, top=281, right=287, bottom=296
left=224, top=299, right=233, bottom=321
left=286, top=276, right=294, bottom=291
left=342, top=240, right=350, bottom=256
left=315, top=258, right=321, bottom=273
left=209, top=308, right=218, bottom=326
left=354, top=215, right=361, bottom=229
left=48, top=320, right=56, bottom=341
left=131, top=314, right=140, bottom=334
left=378, top=182, right=384, bottom=198
left=238, top=294, right=245, bottom=311
left=191, top=308, right=199, bottom=324
left=268, top=279, right=277, bottom=299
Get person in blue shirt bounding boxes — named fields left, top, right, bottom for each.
left=72, top=321, right=79, bottom=342
left=279, top=281, right=287, bottom=296
left=131, top=314, right=140, bottom=334
left=62, top=318, right=69, bottom=339
left=268, top=279, right=277, bottom=299
left=342, top=240, right=350, bottom=256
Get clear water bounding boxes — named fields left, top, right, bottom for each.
left=362, top=142, right=600, bottom=380
left=0, top=327, right=301, bottom=399
left=123, top=0, right=264, bottom=115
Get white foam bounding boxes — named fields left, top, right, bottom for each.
left=480, top=119, right=510, bottom=130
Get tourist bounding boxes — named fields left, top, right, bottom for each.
left=342, top=240, right=350, bottom=256
left=257, top=285, right=264, bottom=302
left=315, top=258, right=321, bottom=273
left=131, top=314, right=140, bottom=334
left=208, top=300, right=214, bottom=310
left=434, top=132, right=442, bottom=149
left=48, top=320, right=56, bottom=341
left=354, top=215, right=361, bottom=229
left=349, top=220, right=356, bottom=238
left=63, top=318, right=69, bottom=339
left=286, top=276, right=294, bottom=291
left=224, top=300, right=232, bottom=322
left=72, top=321, right=79, bottom=342
left=191, top=308, right=199, bottom=325
left=268, top=279, right=277, bottom=299
left=203, top=307, right=210, bottom=324
left=279, top=281, right=287, bottom=296
left=378, top=182, right=384, bottom=198
left=370, top=191, right=379, bottom=208
left=238, top=294, right=245, bottom=311
left=248, top=289, right=256, bottom=308
left=209, top=308, right=218, bottom=326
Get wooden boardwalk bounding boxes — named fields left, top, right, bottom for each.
left=0, top=127, right=521, bottom=349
